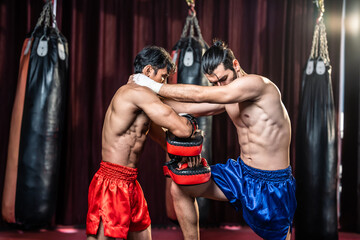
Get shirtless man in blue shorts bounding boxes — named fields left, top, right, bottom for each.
left=133, top=40, right=297, bottom=240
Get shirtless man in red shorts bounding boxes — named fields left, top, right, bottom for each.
left=86, top=46, right=197, bottom=240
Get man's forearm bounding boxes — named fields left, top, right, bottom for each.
left=159, top=84, right=203, bottom=102
left=133, top=73, right=204, bottom=102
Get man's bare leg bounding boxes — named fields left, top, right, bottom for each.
left=166, top=177, right=178, bottom=221
left=170, top=179, right=228, bottom=240
left=170, top=181, right=199, bottom=240
left=165, top=155, right=177, bottom=221
left=285, top=227, right=291, bottom=240
left=87, top=220, right=114, bottom=240
left=127, top=225, right=152, bottom=240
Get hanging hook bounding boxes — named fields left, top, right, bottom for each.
left=186, top=0, right=195, bottom=7
left=316, top=0, right=325, bottom=13
left=315, top=0, right=325, bottom=23
left=186, top=0, right=196, bottom=17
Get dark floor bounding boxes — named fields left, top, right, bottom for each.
left=0, top=226, right=360, bottom=240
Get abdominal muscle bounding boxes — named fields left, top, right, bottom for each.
left=228, top=103, right=291, bottom=171
left=236, top=119, right=291, bottom=170
left=101, top=111, right=150, bottom=168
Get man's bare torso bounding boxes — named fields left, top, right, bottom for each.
left=226, top=81, right=291, bottom=170
left=101, top=84, right=150, bottom=168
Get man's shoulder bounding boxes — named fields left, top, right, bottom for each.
left=115, top=83, right=152, bottom=97
left=234, top=74, right=271, bottom=92
left=110, top=85, right=141, bottom=113
left=113, top=83, right=159, bottom=106
left=241, top=74, right=269, bottom=82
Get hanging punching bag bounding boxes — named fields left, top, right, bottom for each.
left=295, top=11, right=338, bottom=240
left=168, top=3, right=212, bottom=225
left=2, top=38, right=32, bottom=225
left=2, top=1, right=68, bottom=229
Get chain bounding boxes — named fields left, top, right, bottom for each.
left=319, top=18, right=330, bottom=65
left=180, top=15, right=192, bottom=38
left=30, top=0, right=62, bottom=40
left=310, top=23, right=319, bottom=59
left=180, top=0, right=205, bottom=43
left=34, top=2, right=49, bottom=30
left=180, top=14, right=205, bottom=41
left=189, top=18, right=194, bottom=37
left=310, top=0, right=330, bottom=65
left=309, top=17, right=330, bottom=65
left=44, top=3, right=51, bottom=28
left=193, top=16, right=205, bottom=42
left=49, top=0, right=61, bottom=38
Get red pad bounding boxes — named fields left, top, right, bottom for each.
left=163, top=158, right=211, bottom=185
left=166, top=144, right=202, bottom=157
left=166, top=130, right=203, bottom=157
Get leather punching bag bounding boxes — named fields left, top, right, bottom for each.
left=2, top=1, right=68, bottom=229
left=169, top=10, right=212, bottom=224
left=295, top=13, right=338, bottom=240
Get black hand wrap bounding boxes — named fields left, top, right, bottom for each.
left=179, top=113, right=198, bottom=137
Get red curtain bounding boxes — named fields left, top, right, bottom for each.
left=0, top=0, right=342, bottom=227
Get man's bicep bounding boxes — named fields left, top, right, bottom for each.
left=133, top=89, right=192, bottom=138
left=138, top=96, right=184, bottom=131
left=221, top=76, right=265, bottom=102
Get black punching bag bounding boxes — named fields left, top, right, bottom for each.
left=170, top=9, right=212, bottom=224
left=295, top=13, right=338, bottom=240
left=3, top=1, right=68, bottom=228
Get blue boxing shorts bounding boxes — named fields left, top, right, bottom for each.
left=211, top=157, right=296, bottom=240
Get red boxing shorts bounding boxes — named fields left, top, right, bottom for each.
left=86, top=161, right=151, bottom=239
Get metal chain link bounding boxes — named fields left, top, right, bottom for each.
left=309, top=17, right=330, bottom=66
left=34, top=3, right=50, bottom=30
left=319, top=18, right=330, bottom=65
left=180, top=15, right=192, bottom=38
left=189, top=18, right=195, bottom=37
left=310, top=24, right=319, bottom=59
left=193, top=16, right=205, bottom=42
left=31, top=0, right=62, bottom=40
left=44, top=3, right=51, bottom=28
left=180, top=14, right=205, bottom=41
left=48, top=0, right=62, bottom=39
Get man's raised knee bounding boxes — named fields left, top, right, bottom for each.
left=170, top=181, right=194, bottom=199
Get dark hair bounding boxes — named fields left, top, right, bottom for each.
left=134, top=46, right=176, bottom=75
left=201, top=40, right=236, bottom=75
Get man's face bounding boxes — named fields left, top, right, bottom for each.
left=149, top=67, right=169, bottom=84
left=205, top=63, right=236, bottom=86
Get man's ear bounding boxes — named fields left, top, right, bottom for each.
left=142, top=65, right=153, bottom=77
left=233, top=59, right=240, bottom=72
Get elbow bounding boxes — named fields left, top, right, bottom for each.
left=172, top=127, right=192, bottom=138
left=171, top=120, right=192, bottom=138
